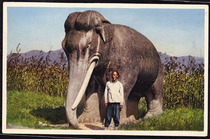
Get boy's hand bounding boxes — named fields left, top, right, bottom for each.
left=120, top=105, right=123, bottom=110
left=105, top=103, right=108, bottom=109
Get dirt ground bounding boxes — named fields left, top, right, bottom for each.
left=6, top=122, right=116, bottom=130
left=6, top=124, right=32, bottom=129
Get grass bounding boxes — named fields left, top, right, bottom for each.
left=7, top=91, right=204, bottom=130
left=7, top=90, right=74, bottom=129
left=120, top=108, right=204, bottom=131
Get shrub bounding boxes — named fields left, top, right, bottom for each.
left=163, top=60, right=204, bottom=109
left=7, top=48, right=204, bottom=109
left=7, top=50, right=68, bottom=97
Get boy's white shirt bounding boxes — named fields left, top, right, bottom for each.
left=104, top=80, right=124, bottom=105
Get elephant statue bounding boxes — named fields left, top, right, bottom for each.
left=62, top=10, right=163, bottom=128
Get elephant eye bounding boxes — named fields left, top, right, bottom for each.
left=82, top=47, right=87, bottom=56
left=82, top=43, right=91, bottom=56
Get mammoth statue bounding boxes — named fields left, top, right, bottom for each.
left=62, top=10, right=163, bottom=128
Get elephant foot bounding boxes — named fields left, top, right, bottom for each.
left=78, top=93, right=101, bottom=123
left=144, top=109, right=163, bottom=119
left=78, top=115, right=101, bottom=123
left=144, top=99, right=163, bottom=119
left=121, top=115, right=141, bottom=125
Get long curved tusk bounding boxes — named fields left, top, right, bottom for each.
left=71, top=56, right=99, bottom=110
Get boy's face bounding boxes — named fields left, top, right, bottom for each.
left=112, top=71, right=118, bottom=81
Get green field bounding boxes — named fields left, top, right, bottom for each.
left=7, top=91, right=73, bottom=129
left=7, top=91, right=204, bottom=130
left=120, top=108, right=204, bottom=131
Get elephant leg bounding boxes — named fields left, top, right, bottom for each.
left=119, top=93, right=142, bottom=125
left=78, top=93, right=102, bottom=123
left=125, top=97, right=140, bottom=123
left=118, top=71, right=140, bottom=124
left=78, top=78, right=103, bottom=123
left=144, top=65, right=163, bottom=118
left=144, top=91, right=163, bottom=118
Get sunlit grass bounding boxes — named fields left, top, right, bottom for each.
left=120, top=108, right=204, bottom=131
left=7, top=91, right=204, bottom=130
left=7, top=91, right=73, bottom=129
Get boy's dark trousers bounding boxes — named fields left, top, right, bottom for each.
left=105, top=103, right=120, bottom=127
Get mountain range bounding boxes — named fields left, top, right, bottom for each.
left=7, top=49, right=204, bottom=71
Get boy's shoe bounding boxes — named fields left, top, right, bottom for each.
left=114, top=126, right=118, bottom=130
left=104, top=127, right=108, bottom=130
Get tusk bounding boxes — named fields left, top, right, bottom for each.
left=90, top=55, right=100, bottom=65
left=71, top=56, right=99, bottom=110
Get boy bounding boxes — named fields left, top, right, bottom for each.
left=104, top=70, right=124, bottom=130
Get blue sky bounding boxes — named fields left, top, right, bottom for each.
left=7, top=6, right=206, bottom=57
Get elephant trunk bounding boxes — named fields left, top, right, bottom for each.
left=65, top=55, right=99, bottom=128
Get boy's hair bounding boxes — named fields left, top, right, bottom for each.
left=112, top=70, right=120, bottom=78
